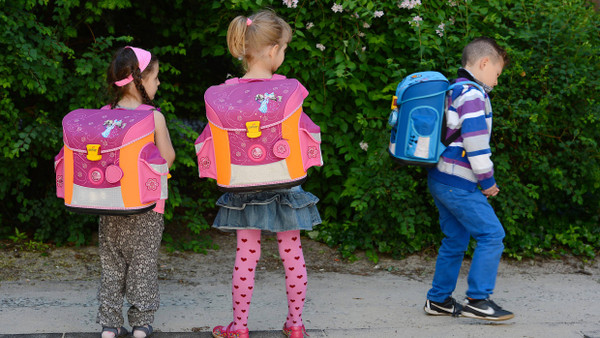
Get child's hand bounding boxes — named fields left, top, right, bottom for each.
left=482, top=184, right=499, bottom=198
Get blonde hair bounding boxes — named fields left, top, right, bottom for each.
left=227, top=10, right=292, bottom=69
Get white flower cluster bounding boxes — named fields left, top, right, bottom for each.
left=332, top=3, right=343, bottom=13
left=410, top=15, right=423, bottom=27
left=316, top=43, right=326, bottom=51
left=436, top=22, right=445, bottom=37
left=359, top=141, right=369, bottom=151
left=399, top=0, right=421, bottom=9
left=282, top=0, right=298, bottom=8
left=374, top=10, right=384, bottom=18
left=306, top=22, right=314, bottom=30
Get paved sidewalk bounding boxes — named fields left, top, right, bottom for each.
left=1, top=264, right=600, bottom=338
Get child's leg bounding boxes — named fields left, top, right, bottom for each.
left=426, top=178, right=470, bottom=303
left=458, top=193, right=505, bottom=300
left=277, top=230, right=307, bottom=328
left=231, top=229, right=261, bottom=331
left=427, top=177, right=505, bottom=300
left=428, top=200, right=470, bottom=302
left=97, top=215, right=127, bottom=328
left=122, top=211, right=164, bottom=329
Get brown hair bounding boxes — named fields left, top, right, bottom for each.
left=226, top=10, right=292, bottom=70
left=462, top=37, right=508, bottom=67
left=106, top=47, right=158, bottom=108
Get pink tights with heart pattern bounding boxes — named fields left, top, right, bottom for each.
left=230, top=229, right=307, bottom=331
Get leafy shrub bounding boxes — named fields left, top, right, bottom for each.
left=0, top=0, right=598, bottom=261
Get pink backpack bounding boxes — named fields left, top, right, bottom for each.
left=55, top=105, right=169, bottom=214
left=195, top=75, right=322, bottom=191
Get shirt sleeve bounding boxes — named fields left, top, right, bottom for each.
left=456, top=88, right=496, bottom=189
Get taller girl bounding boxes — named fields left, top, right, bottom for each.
left=209, top=10, right=321, bottom=338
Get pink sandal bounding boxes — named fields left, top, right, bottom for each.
left=212, top=322, right=249, bottom=338
left=283, top=323, right=308, bottom=338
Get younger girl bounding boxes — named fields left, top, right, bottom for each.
left=210, top=11, right=321, bottom=338
left=98, top=46, right=175, bottom=338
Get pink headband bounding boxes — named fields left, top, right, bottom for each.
left=246, top=18, right=252, bottom=26
left=114, top=46, right=152, bottom=87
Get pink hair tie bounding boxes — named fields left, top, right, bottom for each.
left=114, top=46, right=152, bottom=87
left=246, top=18, right=252, bottom=26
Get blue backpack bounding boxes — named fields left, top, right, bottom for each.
left=387, top=71, right=483, bottom=167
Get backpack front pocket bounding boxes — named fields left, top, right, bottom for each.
left=407, top=106, right=438, bottom=160
left=299, top=113, right=323, bottom=171
left=138, top=143, right=168, bottom=204
left=195, top=126, right=217, bottom=179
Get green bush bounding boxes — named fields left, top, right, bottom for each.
left=1, top=0, right=598, bottom=260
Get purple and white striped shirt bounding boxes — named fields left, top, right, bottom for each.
left=429, top=77, right=496, bottom=191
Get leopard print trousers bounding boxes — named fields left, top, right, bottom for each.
left=96, top=210, right=164, bottom=328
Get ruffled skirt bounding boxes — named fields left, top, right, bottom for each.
left=213, top=186, right=321, bottom=233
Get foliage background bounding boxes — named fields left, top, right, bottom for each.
left=1, top=0, right=598, bottom=260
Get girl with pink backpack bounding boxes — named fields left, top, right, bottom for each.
left=206, top=10, right=322, bottom=338
left=98, top=46, right=175, bottom=338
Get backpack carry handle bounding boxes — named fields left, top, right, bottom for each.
left=397, top=90, right=445, bottom=105
left=397, top=81, right=484, bottom=106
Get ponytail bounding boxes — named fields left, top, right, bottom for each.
left=227, top=16, right=249, bottom=61
left=226, top=10, right=292, bottom=70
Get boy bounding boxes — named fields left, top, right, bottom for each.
left=423, top=37, right=514, bottom=321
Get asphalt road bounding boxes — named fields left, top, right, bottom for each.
left=1, top=263, right=600, bottom=338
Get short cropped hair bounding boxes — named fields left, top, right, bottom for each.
left=462, top=37, right=508, bottom=67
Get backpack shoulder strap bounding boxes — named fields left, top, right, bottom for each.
left=136, top=104, right=157, bottom=111
left=224, top=77, right=239, bottom=85
left=442, top=124, right=462, bottom=147
left=99, top=104, right=157, bottom=111
left=441, top=81, right=484, bottom=147
left=448, top=81, right=485, bottom=95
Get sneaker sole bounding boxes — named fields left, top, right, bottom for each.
left=461, top=311, right=514, bottom=321
left=424, top=306, right=453, bottom=316
left=424, top=301, right=455, bottom=316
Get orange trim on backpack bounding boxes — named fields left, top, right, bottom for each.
left=120, top=133, right=155, bottom=207
left=63, top=147, right=74, bottom=204
left=210, top=122, right=231, bottom=185
left=282, top=107, right=305, bottom=179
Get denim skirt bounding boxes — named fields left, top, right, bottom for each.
left=213, top=186, right=321, bottom=233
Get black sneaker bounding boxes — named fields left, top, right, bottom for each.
left=424, top=297, right=462, bottom=317
left=461, top=298, right=514, bottom=321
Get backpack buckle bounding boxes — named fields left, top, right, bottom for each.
left=246, top=121, right=262, bottom=138
left=391, top=95, right=398, bottom=110
left=86, top=144, right=102, bottom=161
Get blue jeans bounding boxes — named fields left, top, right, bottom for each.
left=426, top=177, right=505, bottom=302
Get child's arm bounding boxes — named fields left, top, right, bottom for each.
left=153, top=110, right=176, bottom=168
left=456, top=88, right=495, bottom=190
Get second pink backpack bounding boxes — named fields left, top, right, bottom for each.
left=195, top=75, right=323, bottom=191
